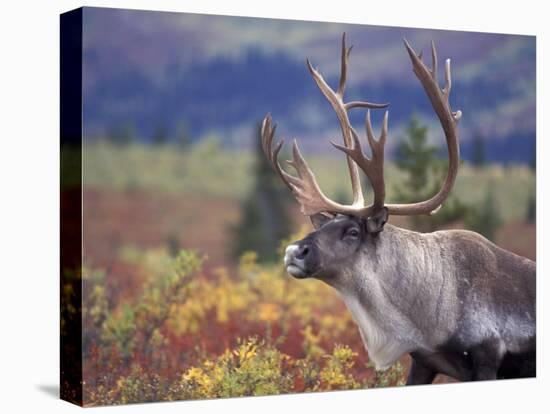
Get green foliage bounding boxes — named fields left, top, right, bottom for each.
left=318, top=345, right=360, bottom=390
left=152, top=122, right=169, bottom=146
left=471, top=132, right=487, bottom=167
left=81, top=268, right=108, bottom=351
left=465, top=189, right=502, bottom=241
left=395, top=116, right=437, bottom=194
left=333, top=187, right=351, bottom=205
left=83, top=138, right=255, bottom=197
left=101, top=304, right=136, bottom=361
left=176, top=337, right=294, bottom=399
left=365, top=360, right=406, bottom=388
left=87, top=366, right=166, bottom=406
left=80, top=140, right=534, bottom=223
left=107, top=123, right=136, bottom=146
left=394, top=116, right=469, bottom=232
left=83, top=250, right=203, bottom=364
left=175, top=121, right=191, bottom=150
left=526, top=191, right=536, bottom=224
left=230, top=124, right=293, bottom=262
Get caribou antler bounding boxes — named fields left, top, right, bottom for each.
left=382, top=39, right=461, bottom=216
left=332, top=110, right=388, bottom=212
left=261, top=115, right=370, bottom=216
left=261, top=33, right=389, bottom=217
left=261, top=36, right=461, bottom=219
left=306, top=33, right=389, bottom=207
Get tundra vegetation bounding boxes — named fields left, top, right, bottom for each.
left=72, top=243, right=405, bottom=406
left=69, top=120, right=534, bottom=404
left=57, top=17, right=536, bottom=403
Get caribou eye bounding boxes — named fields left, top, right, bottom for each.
left=344, top=228, right=360, bottom=238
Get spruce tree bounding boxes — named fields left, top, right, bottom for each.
left=152, top=122, right=169, bottom=146
left=465, top=189, right=501, bottom=241
left=175, top=121, right=191, bottom=150
left=108, top=122, right=136, bottom=146
left=471, top=132, right=486, bottom=167
left=394, top=115, right=469, bottom=232
left=230, top=124, right=293, bottom=263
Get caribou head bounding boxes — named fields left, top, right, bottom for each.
left=263, top=34, right=459, bottom=280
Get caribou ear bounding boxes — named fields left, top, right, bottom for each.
left=309, top=212, right=334, bottom=229
left=366, top=207, right=389, bottom=234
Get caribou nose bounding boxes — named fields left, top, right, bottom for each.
left=295, top=243, right=310, bottom=260
left=284, top=243, right=310, bottom=278
left=284, top=243, right=310, bottom=266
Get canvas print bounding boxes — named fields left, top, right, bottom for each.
left=60, top=6, right=536, bottom=407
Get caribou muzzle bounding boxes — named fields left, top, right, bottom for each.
left=284, top=243, right=313, bottom=278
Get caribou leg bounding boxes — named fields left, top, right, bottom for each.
left=406, top=357, right=437, bottom=385
left=470, top=339, right=504, bottom=381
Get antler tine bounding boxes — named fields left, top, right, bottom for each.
left=260, top=114, right=293, bottom=191
left=381, top=110, right=389, bottom=144
left=443, top=58, right=452, bottom=98
left=390, top=39, right=461, bottom=216
left=345, top=101, right=388, bottom=110
left=331, top=109, right=388, bottom=210
left=337, top=32, right=352, bottom=97
left=306, top=33, right=389, bottom=207
left=261, top=114, right=373, bottom=217
left=260, top=115, right=273, bottom=163
left=365, top=109, right=377, bottom=149
left=430, top=40, right=438, bottom=83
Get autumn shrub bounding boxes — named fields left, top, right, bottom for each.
left=79, top=239, right=405, bottom=406
left=175, top=337, right=294, bottom=399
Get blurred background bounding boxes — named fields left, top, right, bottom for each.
left=74, top=7, right=535, bottom=405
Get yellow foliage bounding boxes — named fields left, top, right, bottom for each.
left=319, top=345, right=360, bottom=390
left=258, top=303, right=281, bottom=323
left=82, top=248, right=406, bottom=405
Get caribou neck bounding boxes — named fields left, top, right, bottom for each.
left=331, top=225, right=460, bottom=369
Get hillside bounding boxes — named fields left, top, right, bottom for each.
left=81, top=7, right=536, bottom=164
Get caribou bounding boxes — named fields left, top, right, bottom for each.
left=260, top=34, right=536, bottom=384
